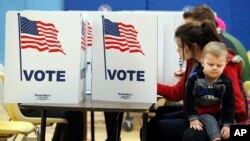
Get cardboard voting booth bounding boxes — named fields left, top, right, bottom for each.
left=82, top=11, right=183, bottom=94
left=4, top=11, right=87, bottom=103
left=91, top=13, right=157, bottom=103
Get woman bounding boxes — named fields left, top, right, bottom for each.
left=146, top=21, right=246, bottom=141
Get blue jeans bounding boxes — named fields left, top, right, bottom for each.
left=199, top=114, right=221, bottom=140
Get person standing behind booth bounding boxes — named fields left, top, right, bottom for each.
left=104, top=112, right=123, bottom=141
left=183, top=4, right=250, bottom=82
left=185, top=42, right=235, bottom=141
left=215, top=17, right=226, bottom=32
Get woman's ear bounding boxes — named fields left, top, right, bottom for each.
left=192, top=43, right=199, bottom=51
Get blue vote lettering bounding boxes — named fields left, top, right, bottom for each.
left=107, top=69, right=145, bottom=81
left=23, top=70, right=66, bottom=82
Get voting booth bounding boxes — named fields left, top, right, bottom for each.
left=84, top=11, right=183, bottom=93
left=4, top=11, right=87, bottom=103
left=81, top=11, right=183, bottom=103
left=4, top=10, right=184, bottom=104
left=90, top=12, right=158, bottom=103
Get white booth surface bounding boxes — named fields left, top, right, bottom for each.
left=4, top=11, right=87, bottom=103
left=84, top=11, right=184, bottom=92
left=90, top=12, right=157, bottom=103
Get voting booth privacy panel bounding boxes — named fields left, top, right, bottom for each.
left=137, top=11, right=184, bottom=85
left=4, top=11, right=87, bottom=103
left=84, top=11, right=184, bottom=93
left=90, top=12, right=157, bottom=103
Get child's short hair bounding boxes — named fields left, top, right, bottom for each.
left=202, top=41, right=228, bottom=59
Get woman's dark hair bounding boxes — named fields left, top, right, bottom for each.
left=175, top=20, right=221, bottom=51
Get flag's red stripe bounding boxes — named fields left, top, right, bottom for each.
left=120, top=34, right=137, bottom=40
left=21, top=35, right=43, bottom=40
left=119, top=27, right=138, bottom=35
left=117, top=22, right=136, bottom=29
left=105, top=36, right=140, bottom=47
left=21, top=37, right=62, bottom=48
left=105, top=41, right=128, bottom=47
left=38, top=30, right=57, bottom=37
left=21, top=40, right=45, bottom=45
left=129, top=50, right=145, bottom=55
left=48, top=49, right=66, bottom=55
left=41, top=35, right=57, bottom=40
left=21, top=45, right=49, bottom=51
left=37, top=21, right=59, bottom=33
left=38, top=32, right=57, bottom=38
left=37, top=26, right=58, bottom=34
left=21, top=41, right=62, bottom=49
left=22, top=36, right=61, bottom=45
left=106, top=42, right=141, bottom=50
left=105, top=36, right=125, bottom=41
left=106, top=46, right=130, bottom=52
left=105, top=38, right=141, bottom=48
left=118, top=24, right=138, bottom=33
left=37, top=21, right=56, bottom=27
left=120, top=31, right=137, bottom=38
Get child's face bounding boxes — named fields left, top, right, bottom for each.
left=202, top=53, right=227, bottom=80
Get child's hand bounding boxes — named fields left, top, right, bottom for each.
left=221, top=126, right=230, bottom=139
left=190, top=119, right=203, bottom=131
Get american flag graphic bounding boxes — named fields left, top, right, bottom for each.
left=87, top=22, right=93, bottom=47
left=103, top=18, right=144, bottom=55
left=81, top=21, right=93, bottom=51
left=20, top=16, right=66, bottom=55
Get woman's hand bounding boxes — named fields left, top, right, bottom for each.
left=190, top=119, right=203, bottom=131
left=174, top=68, right=185, bottom=77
